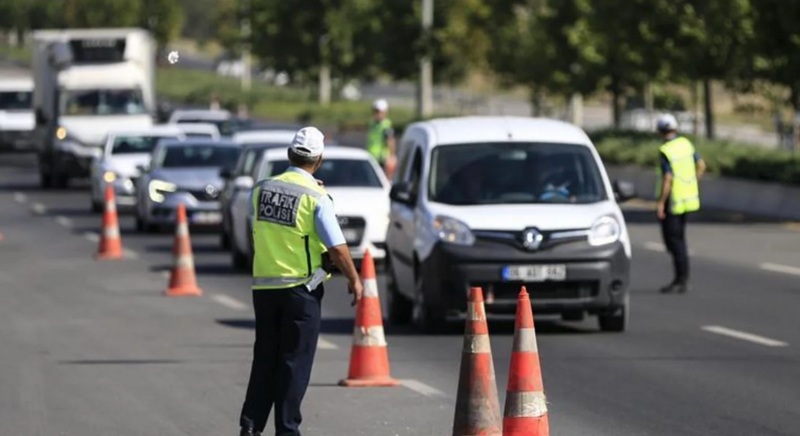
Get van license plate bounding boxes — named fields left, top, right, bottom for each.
left=502, top=265, right=567, bottom=282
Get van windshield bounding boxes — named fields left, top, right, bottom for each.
left=60, top=88, right=146, bottom=116
left=428, top=142, right=607, bottom=205
left=0, top=91, right=32, bottom=110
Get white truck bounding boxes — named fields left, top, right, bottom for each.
left=31, top=28, right=156, bottom=188
left=0, top=76, right=35, bottom=151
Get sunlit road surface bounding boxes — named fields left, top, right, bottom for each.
left=1, top=151, right=799, bottom=436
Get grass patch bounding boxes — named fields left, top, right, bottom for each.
left=0, top=43, right=31, bottom=64
left=156, top=67, right=418, bottom=128
left=590, top=129, right=800, bottom=185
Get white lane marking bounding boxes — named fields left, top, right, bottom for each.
left=31, top=203, right=46, bottom=214
left=211, top=294, right=249, bottom=311
left=317, top=337, right=339, bottom=350
left=702, top=325, right=788, bottom=347
left=55, top=216, right=72, bottom=227
left=13, top=192, right=26, bottom=203
left=759, top=262, right=800, bottom=277
left=83, top=232, right=100, bottom=243
left=401, top=379, right=450, bottom=399
left=123, top=249, right=139, bottom=259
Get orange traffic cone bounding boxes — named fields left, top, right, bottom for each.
left=503, top=286, right=549, bottom=436
left=452, top=287, right=502, bottom=436
left=95, top=185, right=124, bottom=260
left=164, top=204, right=202, bottom=297
left=339, top=249, right=399, bottom=387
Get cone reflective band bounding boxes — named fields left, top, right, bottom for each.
left=452, top=287, right=502, bottom=436
left=339, top=249, right=399, bottom=387
left=96, top=185, right=124, bottom=260
left=503, top=286, right=549, bottom=436
left=164, top=203, right=202, bottom=297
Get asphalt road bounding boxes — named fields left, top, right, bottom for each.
left=1, top=151, right=800, bottom=436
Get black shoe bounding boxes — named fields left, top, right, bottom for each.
left=659, top=282, right=679, bottom=294
left=676, top=282, right=690, bottom=294
left=240, top=429, right=260, bottom=436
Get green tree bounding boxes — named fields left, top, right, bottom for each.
left=141, top=0, right=185, bottom=56
left=490, top=0, right=602, bottom=115
left=63, top=0, right=142, bottom=28
left=671, top=0, right=754, bottom=139
left=213, top=0, right=241, bottom=57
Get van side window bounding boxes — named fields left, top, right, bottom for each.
left=395, top=139, right=415, bottom=183
left=408, top=148, right=423, bottom=195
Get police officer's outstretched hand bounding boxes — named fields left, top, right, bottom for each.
left=349, top=279, right=363, bottom=307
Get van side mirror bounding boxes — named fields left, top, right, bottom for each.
left=234, top=175, right=254, bottom=190
left=136, top=163, right=149, bottom=174
left=613, top=179, right=636, bottom=203
left=220, top=166, right=233, bottom=179
left=35, top=109, right=46, bottom=125
left=389, top=181, right=415, bottom=205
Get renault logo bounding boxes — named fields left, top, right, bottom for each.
left=521, top=228, right=544, bottom=250
left=205, top=184, right=218, bottom=198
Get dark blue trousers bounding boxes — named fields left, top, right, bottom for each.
left=240, top=284, right=323, bottom=436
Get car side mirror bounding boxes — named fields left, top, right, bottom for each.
left=613, top=179, right=636, bottom=203
left=389, top=181, right=415, bottom=205
left=234, top=175, right=254, bottom=190
left=220, top=166, right=233, bottom=179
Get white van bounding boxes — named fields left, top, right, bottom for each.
left=385, top=116, right=637, bottom=333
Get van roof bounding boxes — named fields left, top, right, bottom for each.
left=410, top=116, right=592, bottom=150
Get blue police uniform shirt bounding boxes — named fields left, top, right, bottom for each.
left=249, top=166, right=346, bottom=248
left=659, top=134, right=701, bottom=175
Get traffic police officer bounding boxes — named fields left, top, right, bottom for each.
left=655, top=114, right=706, bottom=294
left=239, top=126, right=364, bottom=436
left=366, top=98, right=396, bottom=178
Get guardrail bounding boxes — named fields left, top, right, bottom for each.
left=607, top=165, right=800, bottom=221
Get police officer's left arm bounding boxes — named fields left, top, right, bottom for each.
left=314, top=196, right=363, bottom=305
left=694, top=152, right=707, bottom=179
left=657, top=152, right=673, bottom=220
left=384, top=126, right=396, bottom=159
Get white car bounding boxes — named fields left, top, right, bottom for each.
left=229, top=146, right=390, bottom=270
left=174, top=122, right=221, bottom=139
left=89, top=125, right=186, bottom=212
left=231, top=129, right=297, bottom=145
left=168, top=109, right=234, bottom=136
left=385, top=116, right=637, bottom=333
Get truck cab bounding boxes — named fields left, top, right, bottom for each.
left=31, top=28, right=156, bottom=189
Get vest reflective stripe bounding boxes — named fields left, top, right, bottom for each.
left=656, top=136, right=701, bottom=215
left=367, top=118, right=392, bottom=162
left=251, top=171, right=328, bottom=290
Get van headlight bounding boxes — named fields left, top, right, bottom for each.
left=588, top=216, right=621, bottom=246
left=103, top=171, right=117, bottom=183
left=149, top=179, right=177, bottom=203
left=431, top=215, right=475, bottom=246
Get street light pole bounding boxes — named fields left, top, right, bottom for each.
left=240, top=0, right=252, bottom=91
left=418, top=0, right=433, bottom=118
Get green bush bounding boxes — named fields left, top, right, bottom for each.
left=590, top=129, right=800, bottom=185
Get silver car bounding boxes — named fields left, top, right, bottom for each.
left=134, top=138, right=242, bottom=232
left=89, top=125, right=186, bottom=212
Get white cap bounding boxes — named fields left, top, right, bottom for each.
left=290, top=126, right=325, bottom=158
left=656, top=113, right=678, bottom=131
left=372, top=98, right=388, bottom=112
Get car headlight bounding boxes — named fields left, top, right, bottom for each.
left=149, top=179, right=177, bottom=203
left=56, top=126, right=68, bottom=141
left=588, top=215, right=621, bottom=246
left=431, top=215, right=475, bottom=246
left=103, top=171, right=117, bottom=183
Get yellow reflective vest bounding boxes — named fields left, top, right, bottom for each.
left=251, top=171, right=328, bottom=290
left=367, top=118, right=392, bottom=163
left=655, top=136, right=701, bottom=215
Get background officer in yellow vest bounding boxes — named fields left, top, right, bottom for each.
left=655, top=114, right=706, bottom=294
left=366, top=98, right=396, bottom=178
left=239, top=126, right=363, bottom=436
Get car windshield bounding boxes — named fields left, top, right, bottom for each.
left=428, top=142, right=607, bottom=205
left=111, top=135, right=179, bottom=155
left=0, top=90, right=32, bottom=110
left=177, top=119, right=233, bottom=136
left=267, top=159, right=383, bottom=188
left=60, top=88, right=147, bottom=116
left=155, top=144, right=241, bottom=168
left=185, top=132, right=214, bottom=138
